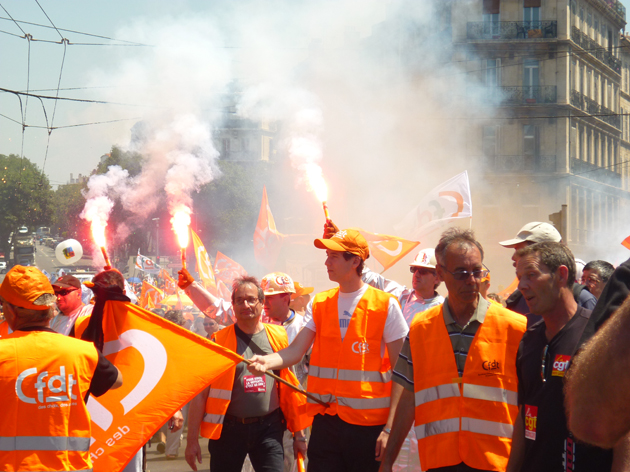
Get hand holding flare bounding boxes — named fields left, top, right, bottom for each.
left=171, top=209, right=191, bottom=271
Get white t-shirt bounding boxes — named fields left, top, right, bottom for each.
left=304, top=284, right=408, bottom=344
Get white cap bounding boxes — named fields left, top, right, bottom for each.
left=261, top=272, right=296, bottom=296
left=410, top=248, right=437, bottom=269
left=499, top=222, right=562, bottom=248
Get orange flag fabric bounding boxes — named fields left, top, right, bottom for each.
left=253, top=186, right=285, bottom=270
left=498, top=277, right=519, bottom=300
left=358, top=229, right=420, bottom=272
left=138, top=281, right=163, bottom=309
left=191, top=229, right=217, bottom=292
left=214, top=251, right=248, bottom=287
left=158, top=269, right=177, bottom=295
left=623, top=235, right=630, bottom=250
left=86, top=301, right=242, bottom=472
left=217, top=280, right=232, bottom=300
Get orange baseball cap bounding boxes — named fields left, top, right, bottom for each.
left=0, top=265, right=54, bottom=311
left=314, top=228, right=370, bottom=260
left=291, top=282, right=314, bottom=300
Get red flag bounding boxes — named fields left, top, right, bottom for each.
left=86, top=301, right=242, bottom=472
left=622, top=235, right=630, bottom=250
left=358, top=229, right=420, bottom=272
left=214, top=251, right=247, bottom=287
left=254, top=186, right=285, bottom=270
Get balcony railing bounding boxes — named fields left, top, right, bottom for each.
left=480, top=86, right=557, bottom=105
left=483, top=155, right=557, bottom=173
left=467, top=21, right=557, bottom=40
left=600, top=0, right=626, bottom=21
left=571, top=158, right=622, bottom=186
left=570, top=89, right=621, bottom=129
left=571, top=26, right=621, bottom=73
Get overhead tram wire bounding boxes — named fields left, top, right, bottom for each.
left=34, top=0, right=69, bottom=181
left=0, top=15, right=151, bottom=46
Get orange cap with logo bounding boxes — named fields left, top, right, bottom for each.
left=261, top=272, right=296, bottom=296
left=314, top=228, right=370, bottom=260
left=0, top=265, right=54, bottom=311
left=291, top=282, right=314, bottom=300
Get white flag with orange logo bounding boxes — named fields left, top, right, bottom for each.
left=395, top=171, right=472, bottom=240
left=191, top=229, right=217, bottom=292
left=86, top=301, right=242, bottom=472
left=254, top=186, right=285, bottom=270
left=214, top=251, right=248, bottom=287
left=358, top=229, right=420, bottom=272
left=138, top=281, right=163, bottom=309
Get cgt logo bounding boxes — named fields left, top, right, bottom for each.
left=352, top=341, right=370, bottom=354
left=525, top=405, right=538, bottom=440
left=552, top=355, right=571, bottom=377
left=17, top=366, right=77, bottom=404
left=482, top=359, right=501, bottom=371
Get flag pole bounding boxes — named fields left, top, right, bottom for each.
left=211, top=342, right=329, bottom=407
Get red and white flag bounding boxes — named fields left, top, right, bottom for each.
left=358, top=229, right=420, bottom=272
left=253, top=186, right=285, bottom=270
left=86, top=302, right=241, bottom=472
left=395, top=171, right=473, bottom=240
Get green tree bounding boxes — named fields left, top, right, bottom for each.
left=0, top=154, right=53, bottom=255
left=52, top=182, right=88, bottom=240
left=95, top=146, right=143, bottom=177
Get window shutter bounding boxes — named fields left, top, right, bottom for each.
left=483, top=0, right=500, bottom=14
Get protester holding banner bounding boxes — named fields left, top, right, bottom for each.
left=248, top=228, right=408, bottom=472
left=185, top=276, right=310, bottom=472
left=0, top=265, right=122, bottom=472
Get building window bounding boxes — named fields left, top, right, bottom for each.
left=594, top=133, right=600, bottom=165
left=523, top=125, right=539, bottom=170
left=485, top=59, right=501, bottom=86
left=523, top=0, right=540, bottom=28
left=482, top=126, right=499, bottom=157
left=483, top=0, right=500, bottom=36
left=222, top=138, right=230, bottom=155
left=523, top=59, right=539, bottom=99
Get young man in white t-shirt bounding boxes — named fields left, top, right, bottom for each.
left=248, top=226, right=408, bottom=472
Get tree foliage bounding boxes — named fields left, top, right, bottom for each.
left=0, top=154, right=53, bottom=254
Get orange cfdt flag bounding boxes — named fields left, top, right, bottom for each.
left=217, top=280, right=232, bottom=300
left=86, top=301, right=242, bottom=472
left=214, top=251, right=248, bottom=287
left=358, top=229, right=420, bottom=272
left=253, top=186, right=285, bottom=271
left=622, top=235, right=630, bottom=250
left=158, top=269, right=177, bottom=295
left=191, top=229, right=217, bottom=292
left=138, top=281, right=163, bottom=309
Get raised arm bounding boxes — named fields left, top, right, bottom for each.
left=565, top=296, right=630, bottom=448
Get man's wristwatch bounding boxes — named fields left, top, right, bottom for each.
left=382, top=427, right=391, bottom=434
left=293, top=436, right=307, bottom=442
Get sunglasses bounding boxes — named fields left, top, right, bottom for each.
left=55, top=288, right=78, bottom=297
left=410, top=267, right=436, bottom=276
left=439, top=265, right=490, bottom=281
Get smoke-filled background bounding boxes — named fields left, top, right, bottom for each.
left=1, top=0, right=628, bottom=293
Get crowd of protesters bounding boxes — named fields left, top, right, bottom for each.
left=0, top=218, right=629, bottom=472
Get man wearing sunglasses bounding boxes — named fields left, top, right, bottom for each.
left=506, top=242, right=615, bottom=472
left=50, top=274, right=93, bottom=336
left=380, top=228, right=527, bottom=472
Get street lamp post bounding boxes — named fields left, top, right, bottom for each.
left=152, top=217, right=160, bottom=265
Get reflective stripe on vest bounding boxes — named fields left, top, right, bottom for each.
left=462, top=383, right=518, bottom=406
left=0, top=435, right=90, bottom=451
left=461, top=417, right=513, bottom=438
left=203, top=413, right=225, bottom=425
left=306, top=393, right=390, bottom=410
left=414, top=383, right=460, bottom=406
left=415, top=418, right=459, bottom=439
left=309, top=365, right=392, bottom=383
left=208, top=388, right=231, bottom=401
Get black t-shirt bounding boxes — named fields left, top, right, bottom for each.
left=516, top=308, right=612, bottom=472
left=18, top=326, right=119, bottom=398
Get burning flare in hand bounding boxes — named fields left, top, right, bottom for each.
left=304, top=163, right=330, bottom=222
left=171, top=206, right=191, bottom=269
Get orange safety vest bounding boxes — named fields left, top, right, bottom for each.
left=307, top=286, right=396, bottom=426
left=200, top=323, right=311, bottom=439
left=410, top=302, right=527, bottom=472
left=0, top=330, right=100, bottom=471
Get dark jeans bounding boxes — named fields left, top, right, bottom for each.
left=207, top=409, right=285, bottom=472
left=307, top=414, right=384, bottom=472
